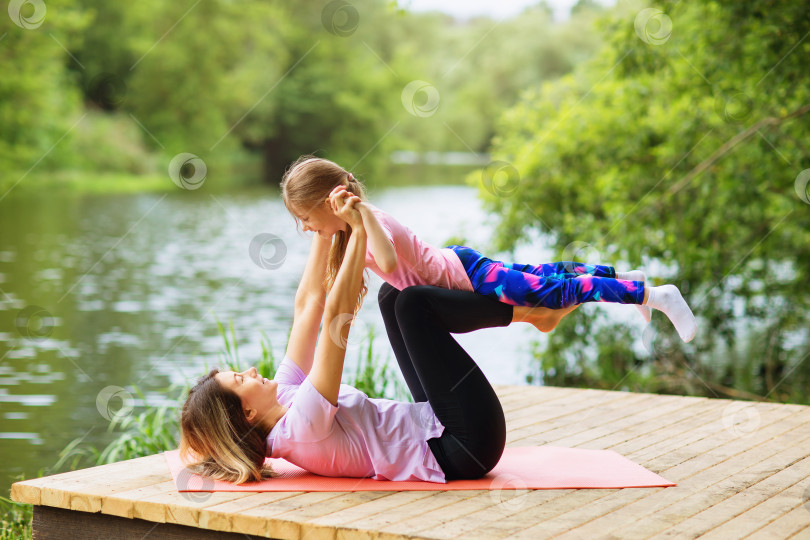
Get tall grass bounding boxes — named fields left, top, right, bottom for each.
left=0, top=494, right=32, bottom=540
left=347, top=325, right=410, bottom=402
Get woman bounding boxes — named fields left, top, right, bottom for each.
left=179, top=193, right=575, bottom=484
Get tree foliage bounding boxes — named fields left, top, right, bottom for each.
left=1, top=0, right=604, bottom=186
left=485, top=0, right=810, bottom=402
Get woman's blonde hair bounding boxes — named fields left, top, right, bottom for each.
left=280, top=155, right=368, bottom=313
left=179, top=369, right=275, bottom=484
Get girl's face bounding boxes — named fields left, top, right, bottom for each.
left=215, top=366, right=279, bottom=426
left=293, top=200, right=346, bottom=238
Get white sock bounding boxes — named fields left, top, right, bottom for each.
left=616, top=270, right=651, bottom=323
left=643, top=284, right=697, bottom=342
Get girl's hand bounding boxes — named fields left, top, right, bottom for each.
left=326, top=186, right=349, bottom=209
left=330, top=192, right=364, bottom=229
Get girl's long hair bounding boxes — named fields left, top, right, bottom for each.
left=280, top=155, right=368, bottom=313
left=179, top=369, right=274, bottom=484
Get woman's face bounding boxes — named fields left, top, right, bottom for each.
left=215, top=367, right=279, bottom=425
left=293, top=201, right=345, bottom=238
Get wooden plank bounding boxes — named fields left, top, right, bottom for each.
left=518, top=409, right=810, bottom=540
left=25, top=454, right=171, bottom=512
left=302, top=490, right=476, bottom=539
left=506, top=392, right=701, bottom=447
left=229, top=490, right=390, bottom=539
left=746, top=506, right=810, bottom=540
left=302, top=490, right=438, bottom=539
left=505, top=390, right=654, bottom=435
left=661, top=457, right=810, bottom=539
left=10, top=453, right=168, bottom=506
left=622, top=403, right=756, bottom=463
left=642, top=406, right=804, bottom=474
left=639, top=440, right=810, bottom=538
left=498, top=386, right=579, bottom=414
left=508, top=393, right=712, bottom=452
left=504, top=388, right=636, bottom=428
left=559, top=398, right=721, bottom=450
left=477, top=404, right=804, bottom=540
left=197, top=491, right=310, bottom=535
left=627, top=403, right=800, bottom=469
left=370, top=490, right=516, bottom=540
left=415, top=488, right=613, bottom=540
left=699, top=473, right=809, bottom=539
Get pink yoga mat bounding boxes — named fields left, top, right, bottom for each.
left=164, top=446, right=675, bottom=492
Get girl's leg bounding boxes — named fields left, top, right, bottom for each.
left=449, top=245, right=614, bottom=280
left=508, top=261, right=616, bottom=279
left=472, top=262, right=645, bottom=309
left=449, top=246, right=650, bottom=322
left=391, top=286, right=512, bottom=480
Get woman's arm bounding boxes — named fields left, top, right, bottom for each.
left=357, top=202, right=397, bottom=273
left=308, top=196, right=367, bottom=406
left=284, top=233, right=331, bottom=376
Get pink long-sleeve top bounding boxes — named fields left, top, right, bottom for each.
left=363, top=204, right=473, bottom=292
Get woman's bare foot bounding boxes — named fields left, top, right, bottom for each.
left=512, top=303, right=580, bottom=332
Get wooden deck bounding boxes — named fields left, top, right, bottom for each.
left=11, top=384, right=810, bottom=539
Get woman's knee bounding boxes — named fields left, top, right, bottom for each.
left=394, top=286, right=437, bottom=320
left=378, top=282, right=399, bottom=307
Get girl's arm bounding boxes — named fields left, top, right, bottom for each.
left=328, top=186, right=397, bottom=274
left=357, top=202, right=397, bottom=273
left=284, top=233, right=331, bottom=376
left=308, top=196, right=367, bottom=406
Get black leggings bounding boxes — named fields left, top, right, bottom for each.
left=377, top=283, right=512, bottom=480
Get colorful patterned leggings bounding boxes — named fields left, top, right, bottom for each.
left=448, top=245, right=645, bottom=309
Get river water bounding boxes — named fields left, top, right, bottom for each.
left=2, top=182, right=605, bottom=495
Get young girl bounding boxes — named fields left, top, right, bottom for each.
left=280, top=156, right=697, bottom=343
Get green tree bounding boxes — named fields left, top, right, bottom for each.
left=0, top=0, right=89, bottom=178
left=483, top=0, right=810, bottom=402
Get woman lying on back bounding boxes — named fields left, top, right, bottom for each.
left=179, top=192, right=573, bottom=483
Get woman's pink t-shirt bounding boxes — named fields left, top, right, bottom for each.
left=267, top=357, right=447, bottom=482
left=363, top=204, right=473, bottom=292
